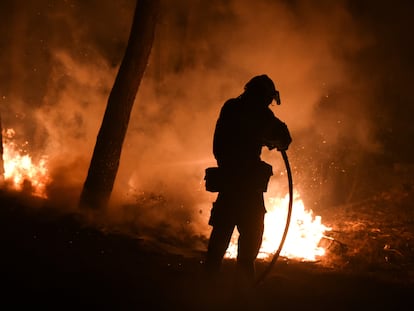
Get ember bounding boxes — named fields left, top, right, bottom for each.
left=1, top=128, right=50, bottom=198
left=225, top=191, right=331, bottom=261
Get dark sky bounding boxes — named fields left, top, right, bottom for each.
left=0, top=0, right=413, bottom=235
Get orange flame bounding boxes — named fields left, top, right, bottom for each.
left=225, top=191, right=331, bottom=261
left=1, top=129, right=50, bottom=198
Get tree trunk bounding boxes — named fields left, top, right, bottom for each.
left=79, top=0, right=159, bottom=209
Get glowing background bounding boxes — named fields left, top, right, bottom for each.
left=0, top=0, right=412, bottom=245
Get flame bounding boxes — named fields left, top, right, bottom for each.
left=1, top=128, right=50, bottom=198
left=225, top=191, right=331, bottom=261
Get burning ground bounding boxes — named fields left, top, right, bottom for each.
left=0, top=176, right=413, bottom=310
left=1, top=127, right=414, bottom=309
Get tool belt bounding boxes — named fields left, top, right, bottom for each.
left=204, top=161, right=273, bottom=193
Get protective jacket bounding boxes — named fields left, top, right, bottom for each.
left=213, top=96, right=291, bottom=184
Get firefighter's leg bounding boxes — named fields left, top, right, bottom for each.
left=236, top=211, right=265, bottom=286
left=205, top=223, right=234, bottom=275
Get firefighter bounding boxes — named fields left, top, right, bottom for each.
left=204, top=74, right=292, bottom=287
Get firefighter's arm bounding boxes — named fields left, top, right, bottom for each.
left=262, top=115, right=292, bottom=151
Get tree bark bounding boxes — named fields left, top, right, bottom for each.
left=79, top=0, right=159, bottom=209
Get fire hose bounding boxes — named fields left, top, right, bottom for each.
left=255, top=149, right=293, bottom=286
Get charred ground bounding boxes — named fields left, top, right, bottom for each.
left=1, top=185, right=413, bottom=311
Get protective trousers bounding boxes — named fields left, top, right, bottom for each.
left=205, top=191, right=265, bottom=285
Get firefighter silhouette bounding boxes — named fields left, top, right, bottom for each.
left=204, top=74, right=292, bottom=286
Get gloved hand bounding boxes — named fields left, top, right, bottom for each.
left=266, top=135, right=291, bottom=151
left=263, top=119, right=292, bottom=151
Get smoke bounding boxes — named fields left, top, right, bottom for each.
left=1, top=0, right=412, bottom=245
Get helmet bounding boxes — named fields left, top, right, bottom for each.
left=244, top=74, right=280, bottom=105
